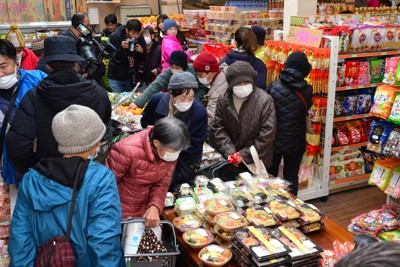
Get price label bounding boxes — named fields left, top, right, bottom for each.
left=259, top=178, right=267, bottom=183
left=303, top=240, right=316, bottom=249
left=186, top=221, right=198, bottom=226
left=211, top=246, right=225, bottom=253
left=219, top=200, right=228, bottom=206
left=264, top=207, right=273, bottom=214
left=229, top=184, right=235, bottom=189
left=230, top=213, right=241, bottom=220
left=287, top=201, right=296, bottom=207
left=308, top=204, right=319, bottom=211
left=287, top=27, right=323, bottom=48
left=270, top=238, right=284, bottom=248
left=197, top=229, right=209, bottom=237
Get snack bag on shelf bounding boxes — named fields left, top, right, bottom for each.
left=384, top=167, right=400, bottom=199
left=301, top=145, right=319, bottom=166
left=350, top=26, right=370, bottom=52
left=369, top=58, right=385, bottom=84
left=383, top=27, right=396, bottom=50
left=337, top=62, right=346, bottom=87
left=344, top=95, right=357, bottom=116
left=369, top=26, right=384, bottom=51
left=358, top=61, right=371, bottom=85
left=298, top=164, right=313, bottom=190
left=378, top=229, right=400, bottom=242
left=360, top=148, right=382, bottom=174
left=306, top=123, right=321, bottom=146
left=388, top=91, right=400, bottom=125
left=368, top=159, right=399, bottom=191
left=335, top=122, right=350, bottom=146
left=383, top=126, right=400, bottom=158
left=367, top=120, right=394, bottom=154
left=345, top=60, right=360, bottom=86
left=346, top=120, right=368, bottom=144
left=355, top=94, right=372, bottom=115
left=383, top=57, right=399, bottom=84
left=331, top=148, right=362, bottom=162
left=334, top=95, right=347, bottom=117
left=369, top=85, right=397, bottom=120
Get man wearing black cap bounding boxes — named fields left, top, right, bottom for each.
left=266, top=52, right=313, bottom=196
left=6, top=35, right=111, bottom=186
left=130, top=50, right=207, bottom=109
left=251, top=25, right=267, bottom=63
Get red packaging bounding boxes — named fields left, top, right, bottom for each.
left=345, top=60, right=360, bottom=86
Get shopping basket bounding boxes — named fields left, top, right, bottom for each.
left=121, top=218, right=180, bottom=267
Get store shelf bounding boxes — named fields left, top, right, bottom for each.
left=331, top=142, right=368, bottom=152
left=336, top=83, right=384, bottom=91
left=87, top=0, right=120, bottom=3
left=298, top=178, right=328, bottom=201
left=329, top=174, right=370, bottom=191
left=188, top=39, right=208, bottom=45
left=338, top=50, right=400, bottom=59
left=0, top=22, right=70, bottom=31
left=333, top=114, right=371, bottom=122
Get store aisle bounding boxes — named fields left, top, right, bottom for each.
left=309, top=186, right=387, bottom=229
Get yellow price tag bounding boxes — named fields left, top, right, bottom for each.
left=278, top=227, right=308, bottom=252
left=248, top=226, right=276, bottom=252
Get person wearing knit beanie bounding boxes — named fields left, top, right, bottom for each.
left=168, top=50, right=188, bottom=71
left=140, top=70, right=208, bottom=190
left=52, top=104, right=106, bottom=155
left=163, top=19, right=178, bottom=36
left=225, top=61, right=257, bottom=90
left=6, top=25, right=25, bottom=49
left=31, top=39, right=45, bottom=58
left=285, top=52, right=312, bottom=78
left=251, top=25, right=267, bottom=63
left=193, top=51, right=229, bottom=127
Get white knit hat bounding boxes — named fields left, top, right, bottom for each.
left=5, top=24, right=24, bottom=48
left=52, top=105, right=106, bottom=154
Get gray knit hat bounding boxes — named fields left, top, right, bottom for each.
left=168, top=72, right=199, bottom=91
left=226, top=61, right=257, bottom=88
left=52, top=105, right=106, bottom=154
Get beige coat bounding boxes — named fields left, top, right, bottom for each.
left=206, top=67, right=229, bottom=128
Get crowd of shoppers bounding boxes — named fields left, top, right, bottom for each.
left=2, top=12, right=318, bottom=265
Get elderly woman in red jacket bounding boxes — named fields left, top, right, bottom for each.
left=106, top=117, right=190, bottom=227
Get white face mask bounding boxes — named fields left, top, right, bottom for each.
left=174, top=100, right=193, bottom=112
left=0, top=72, right=18, bottom=89
left=233, top=84, right=253, bottom=98
left=88, top=146, right=100, bottom=160
left=144, top=36, right=152, bottom=45
left=160, top=147, right=181, bottom=162
left=198, top=74, right=211, bottom=85
left=171, top=69, right=183, bottom=75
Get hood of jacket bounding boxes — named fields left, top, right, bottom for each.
left=36, top=70, right=104, bottom=113
left=26, top=157, right=89, bottom=212
left=279, top=68, right=308, bottom=90
left=111, top=24, right=127, bottom=41
left=223, top=51, right=258, bottom=66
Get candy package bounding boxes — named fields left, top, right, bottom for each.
left=329, top=158, right=365, bottom=180
left=378, top=229, right=400, bottom=242
left=337, top=62, right=346, bottom=87
left=369, top=85, right=398, bottom=120
left=383, top=126, right=400, bottom=158
left=361, top=149, right=382, bottom=174
left=369, top=27, right=384, bottom=51
left=368, top=160, right=394, bottom=191
left=383, top=27, right=396, bottom=49
left=345, top=61, right=360, bottom=86
left=369, top=58, right=385, bottom=83
left=344, top=95, right=357, bottom=116
left=358, top=61, right=371, bottom=85
left=334, top=123, right=350, bottom=146
left=306, top=123, right=322, bottom=146
left=334, top=95, right=346, bottom=117
left=346, top=120, right=367, bottom=144
left=355, top=94, right=372, bottom=115
left=384, top=167, right=400, bottom=199
left=350, top=27, right=370, bottom=52
left=383, top=57, right=399, bottom=84
left=367, top=120, right=394, bottom=154
left=298, top=165, right=313, bottom=190
left=388, top=91, right=400, bottom=125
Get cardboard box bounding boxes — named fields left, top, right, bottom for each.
left=43, top=0, right=53, bottom=21
left=0, top=0, right=9, bottom=24
left=51, top=0, right=66, bottom=21
left=6, top=0, right=22, bottom=23
left=27, top=0, right=46, bottom=22
left=207, top=11, right=244, bottom=20
left=19, top=0, right=29, bottom=22
left=205, top=23, right=239, bottom=34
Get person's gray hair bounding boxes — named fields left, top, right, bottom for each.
left=151, top=117, right=190, bottom=151
left=334, top=242, right=400, bottom=267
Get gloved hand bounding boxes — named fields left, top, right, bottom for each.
left=228, top=152, right=242, bottom=165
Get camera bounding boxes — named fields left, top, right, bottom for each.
left=75, top=23, right=113, bottom=75
left=126, top=38, right=136, bottom=53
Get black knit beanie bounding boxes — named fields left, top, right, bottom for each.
left=285, top=52, right=312, bottom=78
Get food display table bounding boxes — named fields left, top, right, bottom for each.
left=161, top=208, right=354, bottom=267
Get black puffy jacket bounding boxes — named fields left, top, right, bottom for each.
left=6, top=70, right=111, bottom=184
left=267, top=68, right=313, bottom=155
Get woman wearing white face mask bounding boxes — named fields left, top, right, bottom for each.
left=136, top=27, right=162, bottom=88
left=211, top=61, right=276, bottom=177
left=106, top=117, right=190, bottom=226
left=0, top=39, right=46, bottom=185
left=141, top=71, right=208, bottom=191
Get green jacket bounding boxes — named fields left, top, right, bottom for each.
left=133, top=64, right=207, bottom=108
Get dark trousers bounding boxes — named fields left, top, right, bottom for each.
left=268, top=152, right=303, bottom=196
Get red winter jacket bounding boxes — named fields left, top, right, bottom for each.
left=106, top=127, right=176, bottom=219
left=20, top=48, right=39, bottom=71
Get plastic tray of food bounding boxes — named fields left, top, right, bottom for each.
left=300, top=222, right=324, bottom=234
left=245, top=208, right=280, bottom=227
left=183, top=228, right=214, bottom=249
left=268, top=200, right=301, bottom=221
left=199, top=244, right=233, bottom=267
left=172, top=214, right=203, bottom=232
left=174, top=197, right=196, bottom=216
left=232, top=226, right=289, bottom=262
left=229, top=186, right=254, bottom=208
left=214, top=212, right=248, bottom=233
left=203, top=196, right=234, bottom=216
left=270, top=226, right=323, bottom=261
left=194, top=187, right=214, bottom=204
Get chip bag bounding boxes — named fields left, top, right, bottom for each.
left=345, top=60, right=360, bottom=86
left=355, top=94, right=372, bottom=115
left=368, top=160, right=393, bottom=191
left=384, top=167, right=400, bottom=199
left=369, top=58, right=385, bottom=84
left=388, top=91, right=400, bottom=125
left=358, top=61, right=371, bottom=85
left=369, top=85, right=398, bottom=120
left=383, top=57, right=399, bottom=84
left=367, top=120, right=394, bottom=155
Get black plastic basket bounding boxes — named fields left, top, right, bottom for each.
left=122, top=218, right=180, bottom=267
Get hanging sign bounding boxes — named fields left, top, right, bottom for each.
left=287, top=27, right=323, bottom=48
